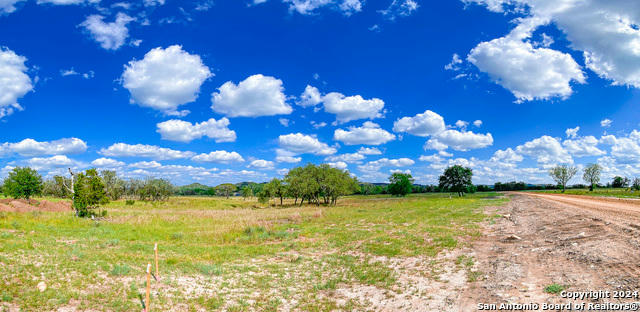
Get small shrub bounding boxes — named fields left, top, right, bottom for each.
left=544, top=283, right=565, bottom=294
left=170, top=232, right=184, bottom=240
left=197, top=263, right=222, bottom=276
left=110, top=264, right=131, bottom=276
left=125, top=200, right=135, bottom=205
left=1, top=292, right=12, bottom=302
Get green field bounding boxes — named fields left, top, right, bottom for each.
left=0, top=193, right=506, bottom=311
left=527, top=188, right=640, bottom=198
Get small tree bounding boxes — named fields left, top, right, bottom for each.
left=549, top=165, right=577, bottom=193
left=100, top=170, right=125, bottom=200
left=265, top=178, right=287, bottom=205
left=3, top=167, right=43, bottom=200
left=241, top=186, right=253, bottom=200
left=438, top=165, right=473, bottom=197
left=582, top=164, right=601, bottom=192
left=215, top=183, right=237, bottom=199
left=387, top=173, right=414, bottom=196
left=632, top=178, right=640, bottom=191
left=612, top=176, right=628, bottom=188
left=73, top=169, right=109, bottom=217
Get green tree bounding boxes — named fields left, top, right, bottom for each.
left=438, top=165, right=473, bottom=197
left=387, top=173, right=414, bottom=196
left=215, top=183, right=237, bottom=199
left=241, top=186, right=253, bottom=200
left=582, top=164, right=601, bottom=191
left=632, top=178, right=640, bottom=191
left=138, top=178, right=173, bottom=201
left=3, top=167, right=43, bottom=200
left=73, top=169, right=109, bottom=217
left=612, top=176, right=629, bottom=188
left=265, top=178, right=287, bottom=205
left=100, top=170, right=125, bottom=200
left=549, top=165, right=578, bottom=192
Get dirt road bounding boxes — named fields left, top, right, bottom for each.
left=460, top=193, right=640, bottom=310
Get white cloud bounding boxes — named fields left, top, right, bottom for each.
left=275, top=155, right=302, bottom=163
left=156, top=118, right=236, bottom=143
left=378, top=0, right=418, bottom=20
left=0, top=47, right=33, bottom=119
left=80, top=13, right=135, bottom=51
left=473, top=120, right=483, bottom=127
left=122, top=45, right=212, bottom=115
left=248, top=159, right=275, bottom=169
left=358, top=157, right=414, bottom=172
left=444, top=53, right=463, bottom=71
left=100, top=143, right=195, bottom=160
left=599, top=133, right=640, bottom=165
left=211, top=74, right=292, bottom=117
left=516, top=135, right=572, bottom=164
left=490, top=148, right=523, bottom=163
left=327, top=161, right=348, bottom=170
left=426, top=130, right=494, bottom=151
left=0, top=0, right=24, bottom=13
left=26, top=155, right=78, bottom=171
left=91, top=157, right=125, bottom=168
left=601, top=118, right=612, bottom=128
left=325, top=152, right=365, bottom=163
left=455, top=120, right=469, bottom=129
left=60, top=68, right=94, bottom=79
left=143, top=0, right=164, bottom=6
left=283, top=0, right=363, bottom=15
left=311, top=121, right=327, bottom=129
left=297, top=85, right=323, bottom=107
left=419, top=154, right=444, bottom=163
left=38, top=0, right=99, bottom=4
left=565, top=126, right=580, bottom=138
left=467, top=18, right=586, bottom=102
left=358, top=147, right=382, bottom=155
left=128, top=160, right=162, bottom=169
left=467, top=0, right=640, bottom=93
left=322, top=92, right=385, bottom=124
left=393, top=110, right=446, bottom=137
left=562, top=136, right=606, bottom=157
left=0, top=138, right=87, bottom=157
left=278, top=133, right=337, bottom=155
left=191, top=151, right=244, bottom=163
left=333, top=121, right=396, bottom=146
left=279, top=118, right=290, bottom=127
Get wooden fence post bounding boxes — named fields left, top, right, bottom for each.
left=145, top=263, right=151, bottom=312
left=154, top=243, right=159, bottom=281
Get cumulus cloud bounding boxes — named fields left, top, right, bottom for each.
left=279, top=118, right=290, bottom=127
left=467, top=17, right=585, bottom=102
left=211, top=74, right=292, bottom=118
left=358, top=147, right=382, bottom=155
left=327, top=161, right=348, bottom=170
left=599, top=133, right=640, bottom=165
left=38, top=0, right=99, bottom=4
left=322, top=92, right=385, bottom=124
left=333, top=122, right=395, bottom=146
left=466, top=0, right=640, bottom=95
left=393, top=110, right=446, bottom=137
left=473, top=120, right=483, bottom=127
left=80, top=13, right=134, bottom=50
left=248, top=159, right=275, bottom=169
left=563, top=136, right=605, bottom=157
left=565, top=126, right=580, bottom=138
left=426, top=130, right=494, bottom=151
left=278, top=133, right=336, bottom=155
left=275, top=155, right=302, bottom=163
left=0, top=138, right=87, bottom=157
left=490, top=148, right=523, bottom=163
left=128, top=160, right=162, bottom=169
left=26, top=155, right=79, bottom=171
left=0, top=47, right=33, bottom=119
left=325, top=152, right=365, bottom=163
left=191, top=151, right=245, bottom=163
left=122, top=45, right=212, bottom=115
left=91, top=157, right=125, bottom=168
left=311, top=121, right=327, bottom=129
left=601, top=118, right=612, bottom=128
left=156, top=118, right=236, bottom=143
left=100, top=143, right=195, bottom=160
left=516, top=135, right=572, bottom=164
left=297, top=85, right=323, bottom=107
left=358, top=157, right=415, bottom=172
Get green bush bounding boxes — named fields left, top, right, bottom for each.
left=125, top=199, right=135, bottom=205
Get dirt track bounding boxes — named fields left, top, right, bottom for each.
left=460, top=193, right=640, bottom=310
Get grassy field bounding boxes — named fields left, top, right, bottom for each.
left=527, top=188, right=640, bottom=198
left=0, top=193, right=506, bottom=311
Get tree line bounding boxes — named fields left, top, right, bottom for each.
left=549, top=164, right=640, bottom=192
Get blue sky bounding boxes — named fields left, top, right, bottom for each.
left=1, top=0, right=640, bottom=185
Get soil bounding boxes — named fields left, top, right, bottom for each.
left=0, top=198, right=71, bottom=212
left=460, top=193, right=640, bottom=311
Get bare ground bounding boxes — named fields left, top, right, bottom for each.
left=460, top=193, right=640, bottom=310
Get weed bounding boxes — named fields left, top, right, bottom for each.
left=544, top=283, right=565, bottom=294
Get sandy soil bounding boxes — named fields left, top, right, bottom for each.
left=459, top=193, right=640, bottom=311
left=0, top=198, right=71, bottom=212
